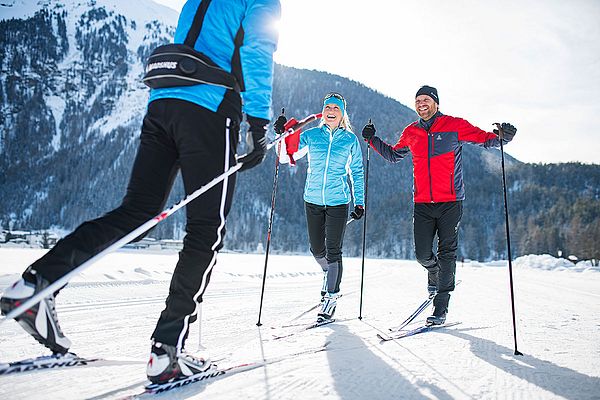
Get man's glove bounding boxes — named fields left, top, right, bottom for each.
left=239, top=116, right=268, bottom=172
left=274, top=114, right=287, bottom=135
left=494, top=122, right=517, bottom=142
left=350, top=205, right=364, bottom=220
left=362, top=122, right=376, bottom=142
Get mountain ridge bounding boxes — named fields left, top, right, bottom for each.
left=1, top=1, right=598, bottom=261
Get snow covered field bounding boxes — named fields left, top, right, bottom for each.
left=0, top=247, right=598, bottom=399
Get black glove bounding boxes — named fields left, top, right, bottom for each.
left=274, top=114, right=287, bottom=134
left=494, top=122, right=517, bottom=142
left=350, top=205, right=364, bottom=220
left=239, top=116, right=268, bottom=172
left=362, top=122, right=376, bottom=142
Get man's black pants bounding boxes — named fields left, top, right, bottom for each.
left=29, top=99, right=240, bottom=349
left=413, top=201, right=463, bottom=315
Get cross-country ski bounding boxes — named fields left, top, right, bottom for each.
left=377, top=322, right=462, bottom=342
left=0, top=353, right=144, bottom=376
left=123, top=343, right=329, bottom=398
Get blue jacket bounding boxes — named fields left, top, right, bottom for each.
left=299, top=125, right=365, bottom=207
left=149, top=0, right=281, bottom=120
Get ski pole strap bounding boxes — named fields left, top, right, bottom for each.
left=267, top=113, right=322, bottom=150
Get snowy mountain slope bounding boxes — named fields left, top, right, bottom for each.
left=0, top=0, right=178, bottom=232
left=0, top=0, right=177, bottom=23
left=0, top=248, right=598, bottom=399
left=2, top=0, right=599, bottom=263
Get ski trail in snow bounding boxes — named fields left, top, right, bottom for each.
left=0, top=250, right=598, bottom=399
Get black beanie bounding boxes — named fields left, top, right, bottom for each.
left=415, top=85, right=439, bottom=104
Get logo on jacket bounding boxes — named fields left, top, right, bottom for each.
left=436, top=134, right=442, bottom=140
left=146, top=61, right=177, bottom=73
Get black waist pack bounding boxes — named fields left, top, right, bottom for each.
left=142, top=44, right=241, bottom=92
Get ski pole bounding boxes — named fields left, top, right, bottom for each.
left=256, top=109, right=286, bottom=327
left=358, top=119, right=371, bottom=320
left=0, top=119, right=305, bottom=327
left=494, top=122, right=523, bottom=356
left=197, top=303, right=205, bottom=351
left=256, top=111, right=321, bottom=326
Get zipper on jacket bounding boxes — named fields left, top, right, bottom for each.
left=422, top=117, right=440, bottom=203
left=322, top=127, right=335, bottom=205
left=428, top=131, right=434, bottom=202
left=450, top=171, right=454, bottom=195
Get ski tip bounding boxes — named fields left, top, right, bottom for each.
left=376, top=333, right=391, bottom=342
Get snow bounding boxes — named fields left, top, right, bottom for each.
left=0, top=0, right=178, bottom=25
left=44, top=95, right=65, bottom=151
left=0, top=248, right=598, bottom=399
left=0, top=0, right=44, bottom=20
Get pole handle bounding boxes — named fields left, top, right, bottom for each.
left=493, top=122, right=504, bottom=140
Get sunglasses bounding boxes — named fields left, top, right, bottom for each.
left=323, top=92, right=346, bottom=107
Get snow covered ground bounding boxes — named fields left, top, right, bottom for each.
left=0, top=247, right=598, bottom=399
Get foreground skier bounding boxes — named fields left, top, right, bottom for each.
left=276, top=93, right=365, bottom=323
left=361, top=85, right=516, bottom=326
left=1, top=0, right=281, bottom=385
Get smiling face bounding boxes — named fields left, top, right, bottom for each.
left=415, top=95, right=439, bottom=121
left=323, top=103, right=343, bottom=129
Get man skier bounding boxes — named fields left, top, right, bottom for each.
left=361, top=85, right=516, bottom=325
left=1, top=0, right=281, bottom=384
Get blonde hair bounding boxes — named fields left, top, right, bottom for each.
left=340, top=113, right=353, bottom=131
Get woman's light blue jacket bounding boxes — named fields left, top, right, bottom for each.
left=298, top=125, right=364, bottom=207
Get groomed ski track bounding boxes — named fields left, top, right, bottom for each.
left=0, top=249, right=598, bottom=399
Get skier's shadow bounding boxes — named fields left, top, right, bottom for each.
left=447, top=328, right=600, bottom=399
left=325, top=323, right=458, bottom=400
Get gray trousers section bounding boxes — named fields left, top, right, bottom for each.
left=314, top=256, right=329, bottom=272
left=314, top=256, right=343, bottom=294
left=325, top=260, right=342, bottom=293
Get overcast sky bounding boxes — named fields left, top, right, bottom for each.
left=155, top=0, right=600, bottom=165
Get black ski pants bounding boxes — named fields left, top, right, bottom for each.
left=29, top=98, right=239, bottom=349
left=413, top=201, right=463, bottom=315
left=305, top=202, right=348, bottom=294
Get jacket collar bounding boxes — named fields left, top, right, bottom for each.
left=322, top=124, right=344, bottom=136
left=418, top=111, right=443, bottom=131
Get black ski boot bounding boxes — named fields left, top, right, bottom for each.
left=146, top=341, right=212, bottom=384
left=0, top=270, right=71, bottom=354
left=426, top=302, right=447, bottom=326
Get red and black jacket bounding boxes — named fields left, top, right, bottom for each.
left=368, top=113, right=502, bottom=203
